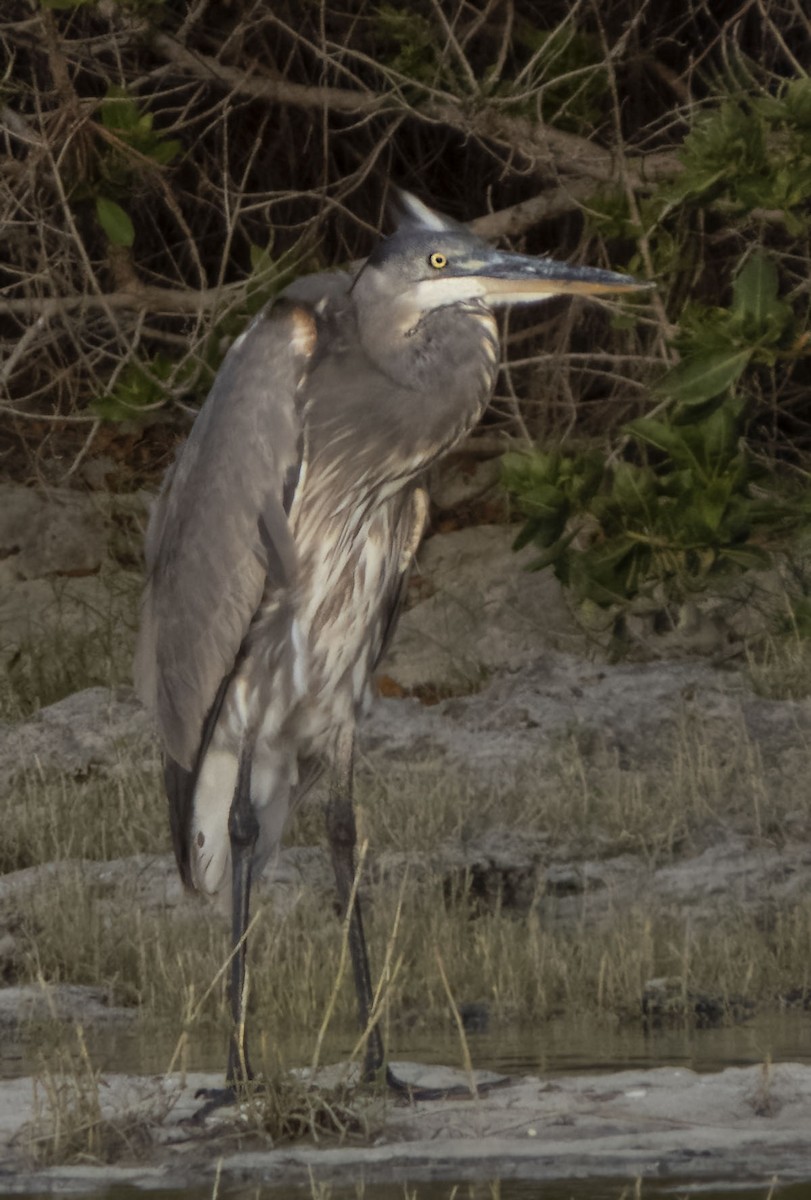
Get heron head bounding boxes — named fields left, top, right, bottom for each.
left=354, top=189, right=651, bottom=315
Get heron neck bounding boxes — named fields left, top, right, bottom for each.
left=303, top=295, right=499, bottom=499
left=355, top=295, right=498, bottom=423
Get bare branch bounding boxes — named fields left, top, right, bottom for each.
left=470, top=181, right=597, bottom=238
left=151, top=34, right=391, bottom=115
left=149, top=32, right=681, bottom=188
left=0, top=284, right=240, bottom=317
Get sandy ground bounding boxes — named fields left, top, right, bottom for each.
left=2, top=1060, right=811, bottom=1192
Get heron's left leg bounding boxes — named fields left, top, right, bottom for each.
left=324, top=733, right=502, bottom=1104
left=325, top=728, right=384, bottom=1081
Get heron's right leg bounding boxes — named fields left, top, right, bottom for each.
left=325, top=728, right=384, bottom=1081
left=191, top=745, right=258, bottom=1119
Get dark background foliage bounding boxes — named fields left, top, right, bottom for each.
left=1, top=0, right=809, bottom=513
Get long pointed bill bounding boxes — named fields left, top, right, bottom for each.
left=473, top=251, right=651, bottom=304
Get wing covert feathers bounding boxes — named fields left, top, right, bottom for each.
left=135, top=301, right=316, bottom=770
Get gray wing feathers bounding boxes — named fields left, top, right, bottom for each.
left=135, top=301, right=316, bottom=769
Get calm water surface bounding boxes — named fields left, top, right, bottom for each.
left=5, top=1009, right=811, bottom=1080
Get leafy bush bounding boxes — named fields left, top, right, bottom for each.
left=504, top=404, right=804, bottom=609
left=505, top=68, right=811, bottom=614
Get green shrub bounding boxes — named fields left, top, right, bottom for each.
left=506, top=74, right=811, bottom=612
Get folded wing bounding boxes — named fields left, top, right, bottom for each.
left=135, top=299, right=318, bottom=770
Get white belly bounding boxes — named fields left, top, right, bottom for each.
left=188, top=487, right=424, bottom=899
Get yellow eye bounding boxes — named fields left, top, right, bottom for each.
left=429, top=251, right=448, bottom=269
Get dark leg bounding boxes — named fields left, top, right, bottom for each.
left=194, top=746, right=258, bottom=1118
left=325, top=731, right=509, bottom=1105
left=226, top=745, right=260, bottom=1084
left=325, top=728, right=384, bottom=1081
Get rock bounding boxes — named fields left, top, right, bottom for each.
left=259, top=844, right=332, bottom=905
left=0, top=687, right=153, bottom=786
left=0, top=485, right=147, bottom=680
left=79, top=455, right=118, bottom=492
left=428, top=456, right=504, bottom=516
left=363, top=652, right=811, bottom=780
left=380, top=526, right=585, bottom=693
left=0, top=856, right=185, bottom=913
left=0, top=568, right=142, bottom=676
left=0, top=485, right=108, bottom=581
left=0, top=848, right=333, bottom=920
left=0, top=984, right=135, bottom=1029
left=652, top=837, right=811, bottom=910
left=640, top=976, right=753, bottom=1026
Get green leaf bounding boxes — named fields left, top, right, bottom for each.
left=668, top=165, right=727, bottom=204
left=699, top=404, right=739, bottom=467
left=250, top=243, right=275, bottom=275
left=696, top=478, right=733, bottom=533
left=722, top=545, right=773, bottom=570
left=627, top=417, right=694, bottom=459
left=657, top=348, right=752, bottom=405
left=525, top=529, right=579, bottom=572
left=512, top=482, right=569, bottom=547
left=95, top=196, right=134, bottom=247
left=148, top=139, right=181, bottom=165
left=611, top=462, right=650, bottom=513
left=101, top=88, right=141, bottom=134
left=732, top=252, right=778, bottom=326
left=93, top=354, right=174, bottom=420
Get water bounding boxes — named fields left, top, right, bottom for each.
left=390, top=1010, right=811, bottom=1077
left=5, top=1008, right=810, bottom=1081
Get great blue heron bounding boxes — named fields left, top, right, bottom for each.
left=135, top=191, right=647, bottom=1103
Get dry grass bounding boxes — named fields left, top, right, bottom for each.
left=23, top=1028, right=161, bottom=1167
left=1, top=478, right=807, bottom=1112
left=0, top=570, right=142, bottom=722
left=350, top=712, right=808, bottom=862
left=245, top=1066, right=373, bottom=1147
left=748, top=635, right=811, bottom=703
left=0, top=758, right=165, bottom=875
left=6, top=723, right=811, bottom=1174
left=3, top=681, right=811, bottom=1039
left=304, top=1183, right=529, bottom=1199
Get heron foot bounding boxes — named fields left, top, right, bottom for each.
left=383, top=1065, right=512, bottom=1103
left=189, top=1068, right=261, bottom=1122
left=187, top=1063, right=510, bottom=1122
left=188, top=1084, right=241, bottom=1122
